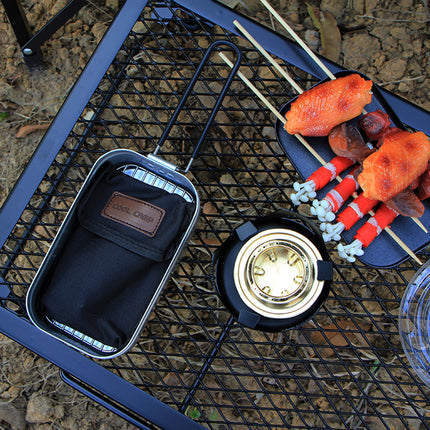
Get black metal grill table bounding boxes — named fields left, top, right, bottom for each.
left=1, top=1, right=430, bottom=428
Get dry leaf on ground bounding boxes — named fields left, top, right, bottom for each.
left=16, top=124, right=50, bottom=138
left=307, top=4, right=341, bottom=63
left=203, top=201, right=219, bottom=215
left=193, top=237, right=222, bottom=247
left=307, top=320, right=372, bottom=357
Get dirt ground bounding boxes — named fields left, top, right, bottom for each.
left=0, top=0, right=429, bottom=428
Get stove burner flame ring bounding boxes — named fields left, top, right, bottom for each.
left=212, top=211, right=333, bottom=331
left=234, top=229, right=324, bottom=319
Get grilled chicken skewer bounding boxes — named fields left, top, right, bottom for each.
left=229, top=20, right=425, bottom=264
left=218, top=52, right=326, bottom=167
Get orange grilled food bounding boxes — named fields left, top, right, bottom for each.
left=358, top=131, right=430, bottom=202
left=285, top=74, right=373, bottom=137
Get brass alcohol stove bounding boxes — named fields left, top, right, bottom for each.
left=234, top=228, right=324, bottom=319
left=212, top=211, right=332, bottom=331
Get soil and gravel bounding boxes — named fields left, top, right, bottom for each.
left=0, top=0, right=429, bottom=428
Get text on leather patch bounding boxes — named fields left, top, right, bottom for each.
left=102, top=192, right=165, bottom=237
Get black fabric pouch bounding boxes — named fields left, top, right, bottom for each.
left=38, top=164, right=195, bottom=349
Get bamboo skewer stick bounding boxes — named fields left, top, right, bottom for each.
left=413, top=217, right=428, bottom=233
left=259, top=0, right=336, bottom=80
left=257, top=0, right=427, bottom=234
left=219, top=52, right=325, bottom=167
left=218, top=52, right=422, bottom=266
left=233, top=20, right=302, bottom=94
left=377, top=223, right=422, bottom=265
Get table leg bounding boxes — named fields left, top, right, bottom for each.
left=1, top=0, right=86, bottom=69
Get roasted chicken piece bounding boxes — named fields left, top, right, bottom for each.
left=358, top=130, right=430, bottom=202
left=285, top=74, right=372, bottom=136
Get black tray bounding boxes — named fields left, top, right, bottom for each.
left=276, top=70, right=430, bottom=268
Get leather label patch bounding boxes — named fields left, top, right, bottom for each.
left=102, top=192, right=165, bottom=237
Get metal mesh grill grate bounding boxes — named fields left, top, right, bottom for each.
left=1, top=1, right=430, bottom=429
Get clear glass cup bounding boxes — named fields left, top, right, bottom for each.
left=399, top=260, right=430, bottom=388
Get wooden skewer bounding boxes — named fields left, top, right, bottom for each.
left=259, top=0, right=336, bottom=80
left=233, top=20, right=302, bottom=94
left=233, top=19, right=340, bottom=182
left=219, top=52, right=422, bottom=265
left=219, top=52, right=325, bottom=166
left=378, top=223, right=422, bottom=265
left=258, top=0, right=427, bottom=234
left=412, top=216, right=428, bottom=233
